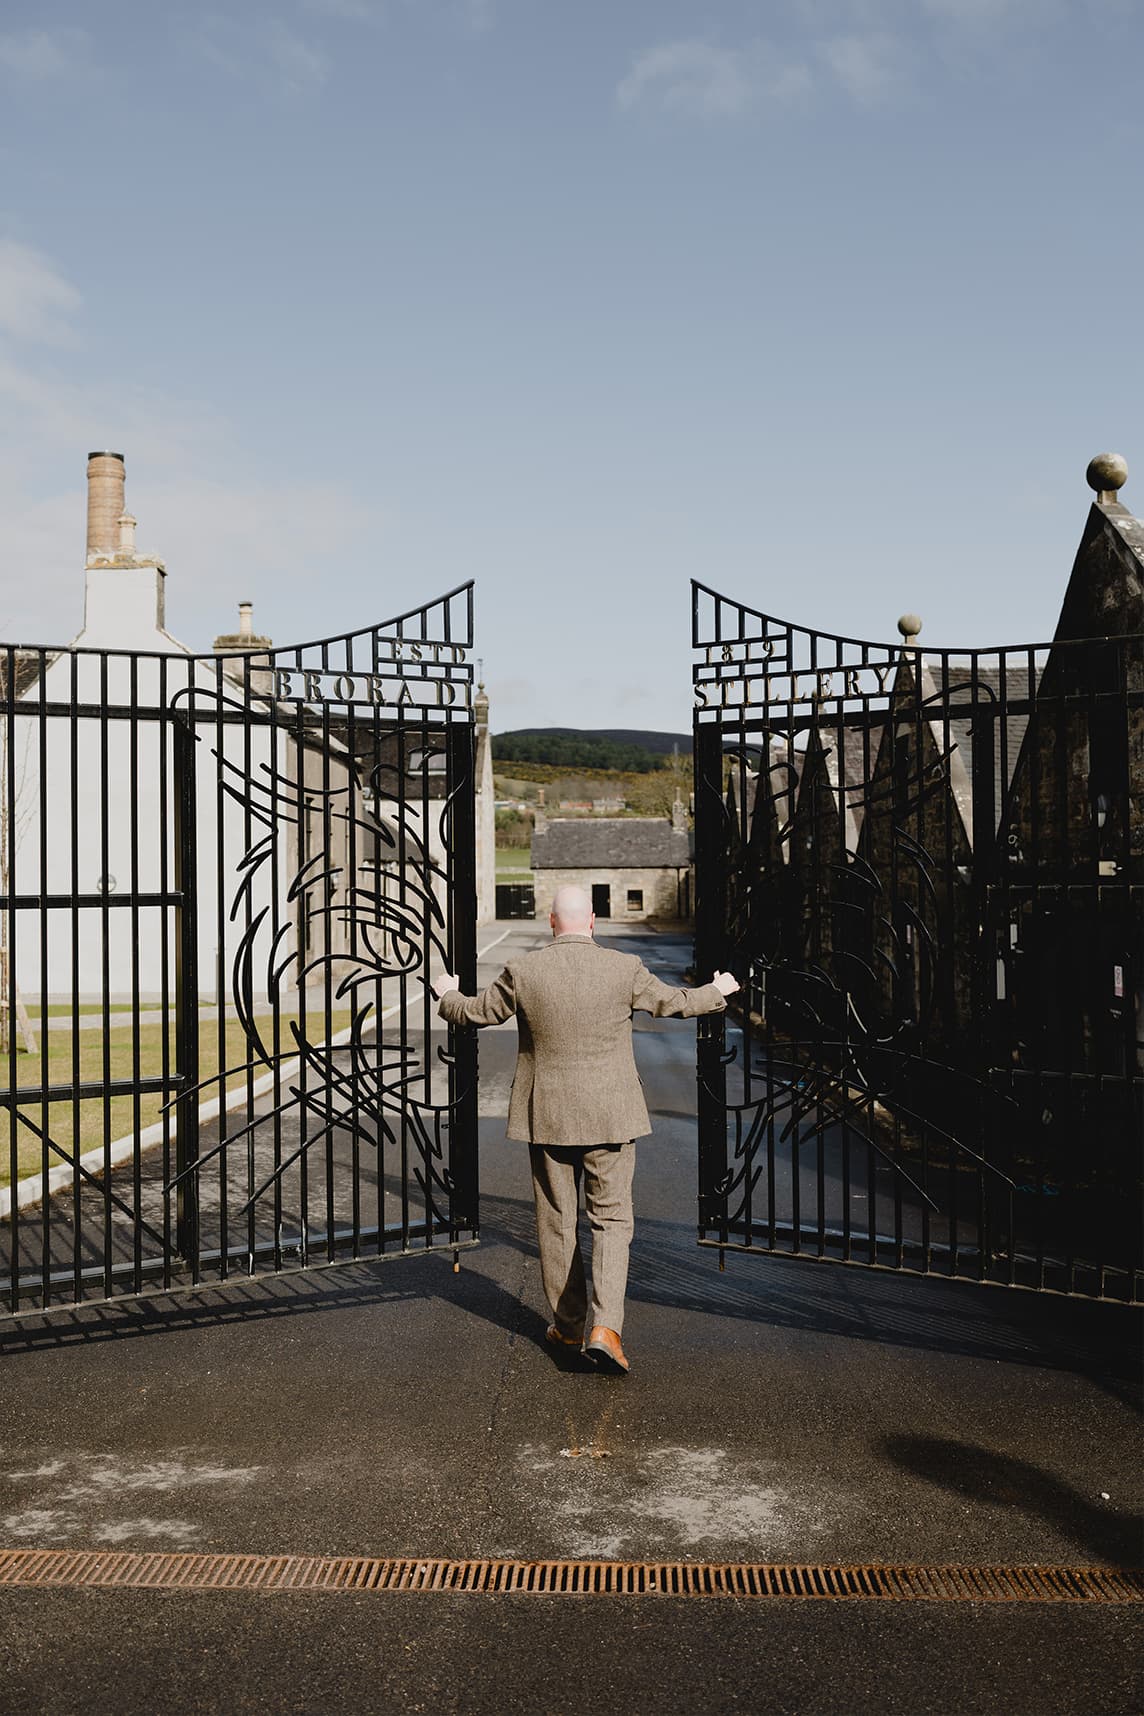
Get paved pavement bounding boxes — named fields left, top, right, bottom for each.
left=1, top=924, right=1141, bottom=1715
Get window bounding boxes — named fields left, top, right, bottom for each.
left=406, top=748, right=447, bottom=775
left=627, top=889, right=643, bottom=912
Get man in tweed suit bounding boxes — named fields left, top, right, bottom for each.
left=433, top=885, right=738, bottom=1373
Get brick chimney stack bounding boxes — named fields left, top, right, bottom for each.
left=86, top=452, right=126, bottom=564
left=78, top=451, right=169, bottom=646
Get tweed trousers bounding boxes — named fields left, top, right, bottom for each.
left=528, top=1143, right=636, bottom=1337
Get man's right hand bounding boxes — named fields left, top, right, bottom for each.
left=713, top=970, right=740, bottom=997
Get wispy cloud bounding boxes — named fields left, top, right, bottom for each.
left=818, top=32, right=907, bottom=105
left=0, top=375, right=386, bottom=645
left=0, top=27, right=88, bottom=79
left=619, top=0, right=1088, bottom=121
left=797, top=0, right=1042, bottom=24
left=919, top=0, right=1028, bottom=21
left=617, top=39, right=810, bottom=119
left=186, top=16, right=329, bottom=97
left=1, top=457, right=385, bottom=648
left=268, top=24, right=329, bottom=93
left=141, top=475, right=382, bottom=630
left=298, top=0, right=382, bottom=18
left=454, top=0, right=497, bottom=36
left=617, top=41, right=751, bottom=118
left=0, top=244, right=383, bottom=647
left=0, top=241, right=82, bottom=346
left=295, top=0, right=496, bottom=30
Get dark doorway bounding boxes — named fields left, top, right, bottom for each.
left=496, top=883, right=536, bottom=920
left=592, top=883, right=611, bottom=919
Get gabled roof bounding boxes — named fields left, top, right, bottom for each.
left=2, top=651, right=61, bottom=699
left=724, top=659, right=1037, bottom=850
left=531, top=818, right=691, bottom=870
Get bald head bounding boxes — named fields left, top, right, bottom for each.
left=550, top=884, right=594, bottom=936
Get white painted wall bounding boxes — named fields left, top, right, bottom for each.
left=12, top=562, right=289, bottom=1002
left=10, top=560, right=477, bottom=1003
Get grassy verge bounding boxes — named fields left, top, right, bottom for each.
left=24, top=1004, right=134, bottom=1020
left=2, top=1009, right=351, bottom=1191
left=496, top=847, right=533, bottom=874
left=494, top=760, right=692, bottom=819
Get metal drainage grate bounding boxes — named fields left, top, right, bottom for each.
left=0, top=1551, right=1140, bottom=1602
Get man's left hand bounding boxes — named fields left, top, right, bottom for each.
left=432, top=973, right=461, bottom=999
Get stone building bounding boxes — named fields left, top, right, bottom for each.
left=531, top=806, right=692, bottom=921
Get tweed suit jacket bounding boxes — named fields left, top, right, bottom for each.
left=436, top=933, right=727, bottom=1147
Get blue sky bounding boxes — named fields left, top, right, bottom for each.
left=1, top=0, right=1140, bottom=732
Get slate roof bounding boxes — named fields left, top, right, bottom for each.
left=726, top=664, right=1038, bottom=848
left=2, top=651, right=61, bottom=699
left=531, top=818, right=691, bottom=870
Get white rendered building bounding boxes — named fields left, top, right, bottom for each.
left=10, top=454, right=493, bottom=1007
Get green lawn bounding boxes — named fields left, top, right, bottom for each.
left=496, top=847, right=533, bottom=874
left=24, top=1004, right=134, bottom=1020
left=2, top=1009, right=351, bottom=1191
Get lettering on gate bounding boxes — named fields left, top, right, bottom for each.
left=270, top=639, right=472, bottom=710
left=693, top=661, right=898, bottom=709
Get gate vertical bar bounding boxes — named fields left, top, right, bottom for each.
left=158, top=656, right=175, bottom=1289
left=173, top=711, right=200, bottom=1272
left=128, top=654, right=144, bottom=1294
left=37, top=652, right=52, bottom=1303
left=3, top=646, right=19, bottom=1310
left=446, top=710, right=479, bottom=1243
left=694, top=716, right=728, bottom=1240
left=98, top=653, right=113, bottom=1299
left=970, top=688, right=997, bottom=1284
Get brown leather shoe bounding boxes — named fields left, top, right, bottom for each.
left=584, top=1325, right=629, bottom=1374
left=545, top=1325, right=583, bottom=1349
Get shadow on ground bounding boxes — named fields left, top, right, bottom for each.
left=3, top=1193, right=1140, bottom=1406
left=883, top=1435, right=1144, bottom=1567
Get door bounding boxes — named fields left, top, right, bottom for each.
left=495, top=883, right=536, bottom=920
left=592, top=883, right=611, bottom=920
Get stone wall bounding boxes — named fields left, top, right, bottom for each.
left=532, top=866, right=690, bottom=922
left=474, top=686, right=496, bottom=924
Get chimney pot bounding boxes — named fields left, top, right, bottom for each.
left=213, top=603, right=272, bottom=656
left=86, top=451, right=126, bottom=562
left=117, top=512, right=137, bottom=556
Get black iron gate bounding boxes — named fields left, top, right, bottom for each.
left=692, top=581, right=1143, bottom=1303
left=2, top=585, right=479, bottom=1313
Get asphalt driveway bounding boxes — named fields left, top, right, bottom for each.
left=1, top=925, right=1140, bottom=1715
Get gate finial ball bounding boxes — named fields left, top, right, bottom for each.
left=897, top=613, right=923, bottom=644
left=1086, top=453, right=1128, bottom=501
